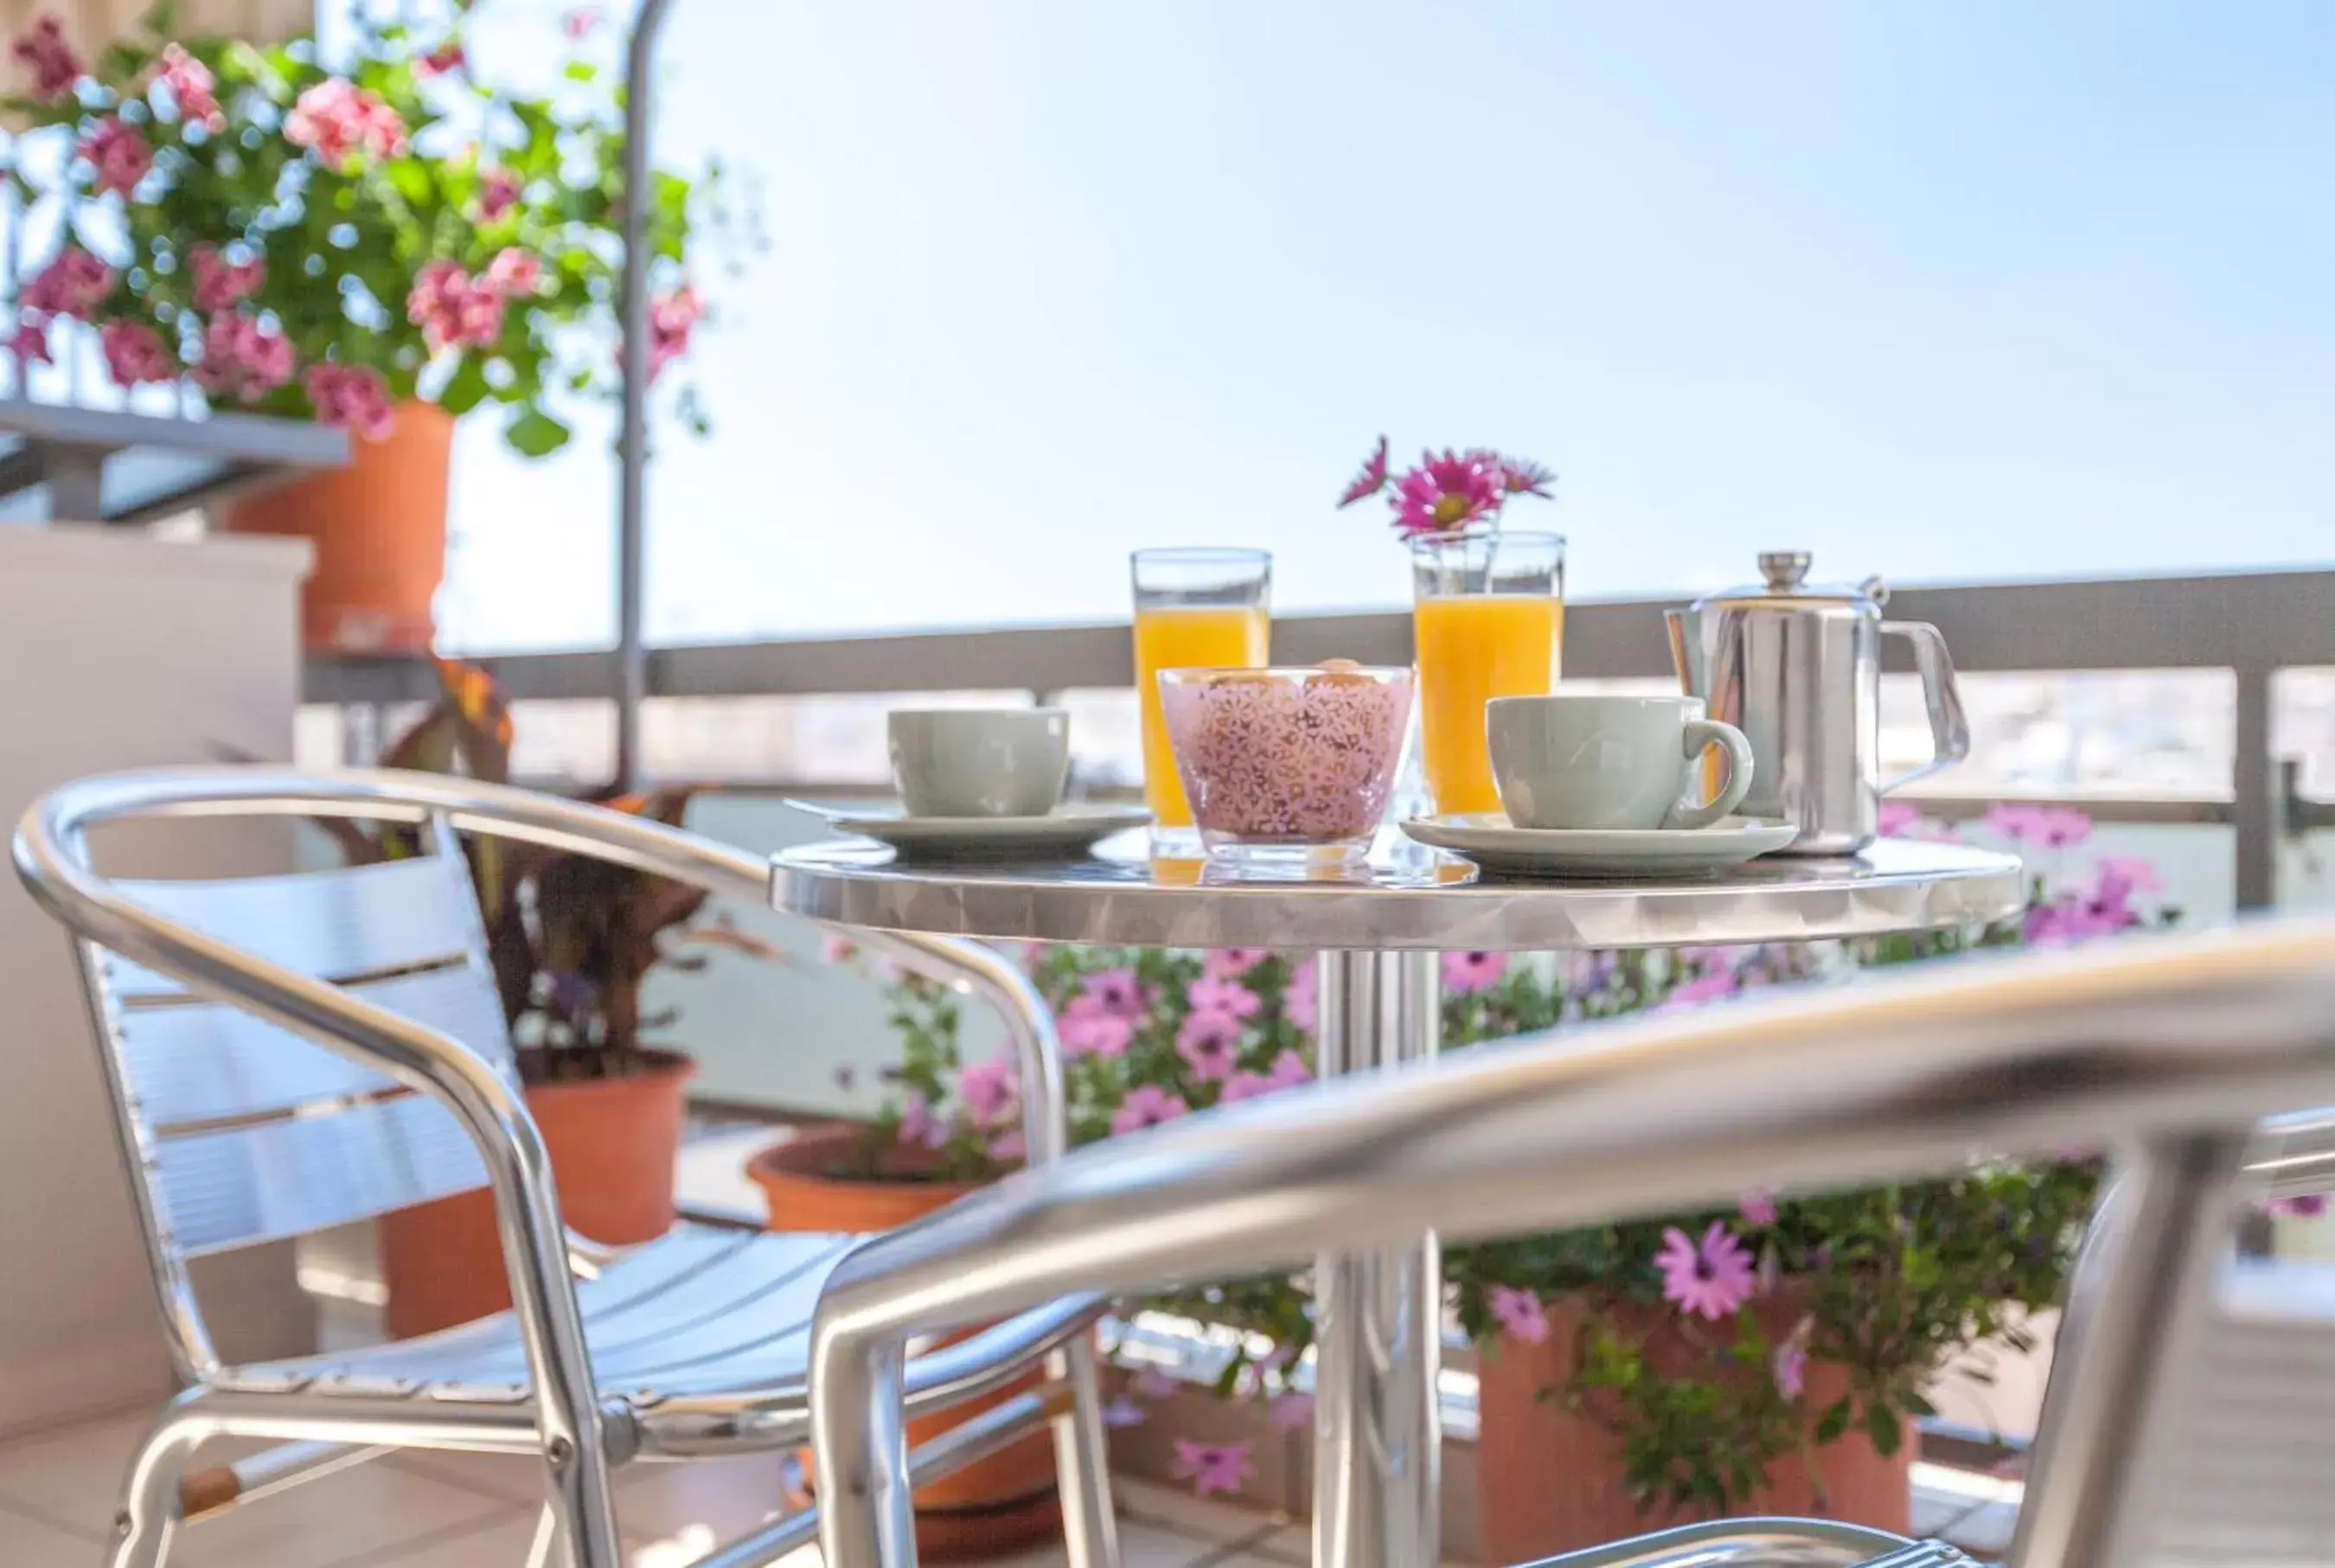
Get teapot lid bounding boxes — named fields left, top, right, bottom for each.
left=1702, top=550, right=1887, bottom=611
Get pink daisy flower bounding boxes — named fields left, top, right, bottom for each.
left=1175, top=1008, right=1243, bottom=1082
left=1656, top=1222, right=1757, bottom=1321
left=1488, top=1284, right=1547, bottom=1344
left=1060, top=1010, right=1135, bottom=1061
left=1187, top=976, right=1261, bottom=1019
left=1391, top=449, right=1504, bottom=537
left=1203, top=948, right=1269, bottom=981
left=1336, top=434, right=1391, bottom=508
left=1171, top=1439, right=1256, bottom=1500
left=1110, top=1085, right=1189, bottom=1136
left=1078, top=968, right=1146, bottom=1017
left=1441, top=950, right=1506, bottom=995
left=956, top=1057, right=1018, bottom=1127
left=1739, top=1189, right=1779, bottom=1226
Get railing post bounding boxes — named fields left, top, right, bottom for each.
left=2233, top=665, right=2276, bottom=910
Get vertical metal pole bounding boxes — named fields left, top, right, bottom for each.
left=614, top=0, right=679, bottom=790
left=1311, top=949, right=1442, bottom=1568
left=2009, top=1132, right=2249, bottom=1568
left=2233, top=665, right=2275, bottom=911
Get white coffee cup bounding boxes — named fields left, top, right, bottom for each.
left=1486, top=694, right=1754, bottom=831
left=887, top=708, right=1071, bottom=817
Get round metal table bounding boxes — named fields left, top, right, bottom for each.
left=770, top=831, right=2024, bottom=1568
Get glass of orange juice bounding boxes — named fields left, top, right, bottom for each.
left=1132, top=547, right=1270, bottom=843
left=1411, top=530, right=1565, bottom=815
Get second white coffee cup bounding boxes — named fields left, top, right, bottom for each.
left=1486, top=694, right=1753, bottom=831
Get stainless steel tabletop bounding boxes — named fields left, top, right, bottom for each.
left=768, top=832, right=2025, bottom=951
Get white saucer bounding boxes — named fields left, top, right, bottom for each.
left=784, top=800, right=1151, bottom=861
left=1398, top=813, right=1799, bottom=879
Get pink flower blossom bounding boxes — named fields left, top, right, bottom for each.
left=1268, top=1391, right=1315, bottom=1432
left=1656, top=1221, right=1757, bottom=1321
left=99, top=319, right=174, bottom=385
left=1170, top=1439, right=1256, bottom=1499
left=1077, top=968, right=1146, bottom=1017
left=647, top=284, right=702, bottom=379
left=1285, top=955, right=1317, bottom=1032
left=1986, top=803, right=2093, bottom=848
left=21, top=249, right=114, bottom=318
left=1488, top=1284, right=1547, bottom=1344
left=189, top=245, right=265, bottom=313
left=2094, top=854, right=2162, bottom=897
left=157, top=45, right=223, bottom=130
left=956, top=1057, right=1018, bottom=1127
left=1336, top=434, right=1390, bottom=508
left=1060, top=1009, right=1134, bottom=1060
left=1203, top=948, right=1268, bottom=981
left=896, top=1091, right=947, bottom=1150
left=11, top=13, right=82, bottom=100
left=1187, top=975, right=1261, bottom=1020
left=1100, top=1394, right=1147, bottom=1428
left=819, top=931, right=856, bottom=964
left=1391, top=448, right=1504, bottom=537
left=1219, top=1047, right=1312, bottom=1104
left=1175, top=1008, right=1244, bottom=1082
left=1739, top=1189, right=1779, bottom=1226
left=484, top=247, right=541, bottom=297
left=477, top=169, right=523, bottom=221
left=80, top=118, right=151, bottom=196
left=406, top=259, right=503, bottom=351
left=562, top=7, right=602, bottom=38
left=303, top=361, right=396, bottom=440
left=416, top=41, right=465, bottom=76
left=189, top=313, right=293, bottom=402
left=1110, top=1084, right=1189, bottom=1136
left=285, top=78, right=408, bottom=167
left=1773, top=1340, right=1807, bottom=1400
left=1441, top=950, right=1506, bottom=995
left=9, top=313, right=51, bottom=365
left=1496, top=454, right=1556, bottom=497
left=1659, top=969, right=1741, bottom=1011
left=1877, top=800, right=1922, bottom=838
left=2268, top=1194, right=2328, bottom=1219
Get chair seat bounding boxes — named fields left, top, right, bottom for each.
left=223, top=1225, right=860, bottom=1411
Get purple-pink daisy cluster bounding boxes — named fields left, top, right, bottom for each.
left=1337, top=436, right=1558, bottom=539
left=1655, top=1221, right=1757, bottom=1321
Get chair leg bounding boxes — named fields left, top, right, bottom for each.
left=108, top=1397, right=209, bottom=1568
left=523, top=1502, right=562, bottom=1568
left=1050, top=1341, right=1122, bottom=1568
left=542, top=1435, right=623, bottom=1568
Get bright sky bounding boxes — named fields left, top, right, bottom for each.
left=433, top=0, right=2334, bottom=652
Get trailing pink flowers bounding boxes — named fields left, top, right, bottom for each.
left=1655, top=1221, right=1756, bottom=1321
left=406, top=259, right=504, bottom=352
left=1488, top=1284, right=1548, bottom=1344
left=21, top=248, right=114, bottom=318
left=10, top=13, right=82, bottom=100
left=80, top=118, right=151, bottom=195
left=477, top=169, right=523, bottom=222
left=485, top=246, right=542, bottom=297
left=157, top=45, right=223, bottom=131
left=189, top=245, right=264, bottom=313
left=648, top=285, right=703, bottom=379
left=191, top=313, right=293, bottom=402
left=99, top=319, right=174, bottom=384
left=8, top=314, right=51, bottom=365
left=285, top=78, right=408, bottom=167
left=302, top=362, right=394, bottom=439
left=1338, top=436, right=1558, bottom=538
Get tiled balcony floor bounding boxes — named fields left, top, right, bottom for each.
left=0, top=1407, right=1304, bottom=1567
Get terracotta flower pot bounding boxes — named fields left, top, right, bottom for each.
left=220, top=400, right=454, bottom=656
left=746, top=1123, right=1060, bottom=1562
left=378, top=1048, right=694, bottom=1339
left=1475, top=1294, right=1911, bottom=1563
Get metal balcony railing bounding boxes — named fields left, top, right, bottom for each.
left=304, top=566, right=2335, bottom=907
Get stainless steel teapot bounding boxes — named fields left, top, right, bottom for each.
left=1666, top=550, right=1969, bottom=855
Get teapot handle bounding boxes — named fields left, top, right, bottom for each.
left=1878, top=619, right=1971, bottom=793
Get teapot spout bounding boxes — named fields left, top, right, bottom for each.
left=1664, top=608, right=1701, bottom=696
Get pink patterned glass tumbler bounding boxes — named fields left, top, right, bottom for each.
left=1157, top=664, right=1415, bottom=864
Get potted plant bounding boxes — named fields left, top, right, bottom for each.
left=4, top=3, right=730, bottom=653
left=315, top=658, right=776, bottom=1334
left=855, top=810, right=2180, bottom=1553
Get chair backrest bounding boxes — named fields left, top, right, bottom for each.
left=77, top=815, right=512, bottom=1261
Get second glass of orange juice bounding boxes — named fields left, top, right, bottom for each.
left=1411, top=530, right=1565, bottom=815
left=1131, top=547, right=1270, bottom=841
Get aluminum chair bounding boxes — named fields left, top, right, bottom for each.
left=10, top=766, right=1122, bottom=1568
left=807, top=912, right=2335, bottom=1568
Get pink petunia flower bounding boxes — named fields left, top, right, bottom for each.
left=1187, top=975, right=1261, bottom=1020
left=1100, top=1394, right=1147, bottom=1428
left=285, top=78, right=408, bottom=167
left=1267, top=1391, right=1315, bottom=1432
left=189, top=245, right=265, bottom=313
left=484, top=246, right=541, bottom=297
left=477, top=168, right=523, bottom=222
left=1488, top=1284, right=1547, bottom=1344
left=1285, top=955, right=1317, bottom=1032
left=1336, top=434, right=1391, bottom=508
left=1110, top=1084, right=1189, bottom=1136
left=189, top=312, right=294, bottom=403
left=1078, top=968, right=1146, bottom=1017
left=1175, top=1008, right=1244, bottom=1082
left=157, top=44, right=223, bottom=130
left=1170, top=1439, right=1256, bottom=1500
left=1441, top=950, right=1506, bottom=995
left=1391, top=449, right=1504, bottom=537
left=956, top=1057, right=1018, bottom=1128
left=11, top=13, right=82, bottom=100
left=1203, top=947, right=1269, bottom=982
left=896, top=1091, right=948, bottom=1151
left=21, top=248, right=114, bottom=318
left=99, top=319, right=175, bottom=385
left=1656, top=1222, right=1757, bottom=1321
left=1739, top=1189, right=1779, bottom=1227
left=1060, top=1009, right=1135, bottom=1061
left=303, top=362, right=396, bottom=439
left=8, top=313, right=50, bottom=365
left=80, top=118, right=151, bottom=196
